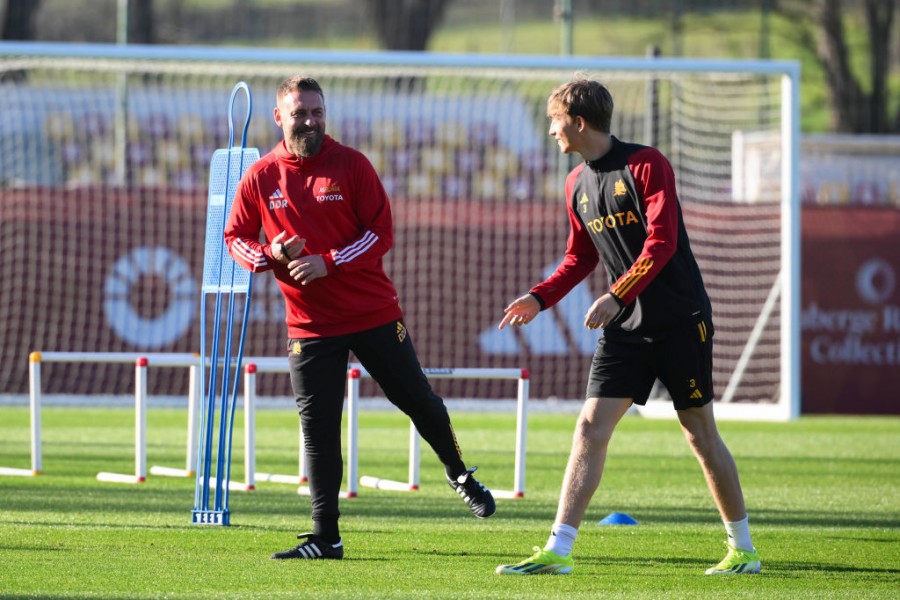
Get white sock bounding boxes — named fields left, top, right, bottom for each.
left=724, top=515, right=754, bottom=552
left=544, top=522, right=578, bottom=557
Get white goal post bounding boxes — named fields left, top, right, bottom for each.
left=0, top=42, right=800, bottom=421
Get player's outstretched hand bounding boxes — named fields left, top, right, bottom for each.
left=499, top=294, right=540, bottom=330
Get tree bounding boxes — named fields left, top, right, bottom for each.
left=126, top=0, right=154, bottom=44
left=363, top=0, right=452, bottom=51
left=778, top=0, right=898, bottom=133
left=2, top=0, right=40, bottom=41
left=1, top=0, right=41, bottom=81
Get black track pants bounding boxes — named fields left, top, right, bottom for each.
left=287, top=319, right=466, bottom=531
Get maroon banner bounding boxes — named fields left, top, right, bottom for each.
left=801, top=206, right=900, bottom=414
left=4, top=188, right=898, bottom=413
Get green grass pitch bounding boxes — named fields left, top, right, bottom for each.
left=1, top=406, right=897, bottom=599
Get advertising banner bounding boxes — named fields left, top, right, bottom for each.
left=801, top=206, right=900, bottom=414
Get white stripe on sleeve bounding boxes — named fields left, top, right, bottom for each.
left=232, top=239, right=268, bottom=268
left=334, top=231, right=378, bottom=265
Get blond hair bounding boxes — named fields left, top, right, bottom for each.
left=547, top=76, right=613, bottom=133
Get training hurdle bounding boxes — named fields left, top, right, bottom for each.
left=0, top=351, right=45, bottom=476
left=95, top=357, right=150, bottom=484
left=240, top=359, right=530, bottom=500
left=0, top=351, right=203, bottom=483
left=2, top=353, right=530, bottom=499
left=351, top=364, right=530, bottom=499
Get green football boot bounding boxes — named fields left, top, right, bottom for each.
left=496, top=546, right=574, bottom=575
left=705, top=543, right=761, bottom=575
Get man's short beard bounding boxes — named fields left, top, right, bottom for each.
left=290, top=129, right=324, bottom=157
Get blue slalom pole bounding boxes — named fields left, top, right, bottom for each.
left=192, top=81, right=258, bottom=526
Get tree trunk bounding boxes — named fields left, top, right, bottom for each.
left=362, top=0, right=454, bottom=92
left=2, top=0, right=40, bottom=40
left=863, top=0, right=895, bottom=133
left=365, top=0, right=451, bottom=51
left=812, top=0, right=897, bottom=133
left=128, top=0, right=154, bottom=45
left=1, top=0, right=41, bottom=82
left=814, top=0, right=866, bottom=132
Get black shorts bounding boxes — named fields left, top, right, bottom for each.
left=586, top=317, right=714, bottom=410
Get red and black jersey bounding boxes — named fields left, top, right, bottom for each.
left=224, top=135, right=402, bottom=338
left=531, top=136, right=712, bottom=338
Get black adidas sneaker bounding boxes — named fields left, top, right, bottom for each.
left=448, top=466, right=496, bottom=518
left=270, top=533, right=344, bottom=560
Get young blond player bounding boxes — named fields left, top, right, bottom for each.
left=495, top=77, right=760, bottom=576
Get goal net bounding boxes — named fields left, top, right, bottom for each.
left=0, top=44, right=799, bottom=419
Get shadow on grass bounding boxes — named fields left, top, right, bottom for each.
left=577, top=557, right=900, bottom=578
left=766, top=562, right=900, bottom=576
left=425, top=549, right=900, bottom=578
left=824, top=535, right=898, bottom=543
left=1, top=519, right=424, bottom=538
left=413, top=548, right=900, bottom=577
left=3, top=480, right=899, bottom=532
left=574, top=555, right=900, bottom=576
left=586, top=505, right=900, bottom=529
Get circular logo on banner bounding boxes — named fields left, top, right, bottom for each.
left=855, top=257, right=896, bottom=305
left=103, top=247, right=197, bottom=348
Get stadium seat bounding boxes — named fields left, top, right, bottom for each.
left=191, top=143, right=216, bottom=168
left=157, top=139, right=188, bottom=170
left=64, top=163, right=100, bottom=187
left=485, top=148, right=518, bottom=177
left=473, top=173, right=504, bottom=200
left=542, top=175, right=559, bottom=201
left=127, top=141, right=154, bottom=167
left=442, top=174, right=469, bottom=199
left=43, top=112, right=75, bottom=142
left=406, top=172, right=438, bottom=198
left=145, top=113, right=173, bottom=140
left=370, top=119, right=404, bottom=147
left=360, top=146, right=387, bottom=173
left=380, top=175, right=400, bottom=199
left=471, top=121, right=500, bottom=150
left=389, top=148, right=418, bottom=176
left=508, top=175, right=534, bottom=201
left=177, top=114, right=206, bottom=144
left=82, top=112, right=110, bottom=137
left=138, top=164, right=167, bottom=187
left=124, top=115, right=143, bottom=142
left=435, top=122, right=466, bottom=148
left=90, top=141, right=116, bottom=171
left=338, top=118, right=370, bottom=147
left=172, top=166, right=199, bottom=191
left=456, top=149, right=481, bottom=175
left=60, top=141, right=85, bottom=166
left=406, top=119, right=435, bottom=146
left=420, top=147, right=449, bottom=174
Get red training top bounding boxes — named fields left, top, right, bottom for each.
left=224, top=135, right=402, bottom=338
